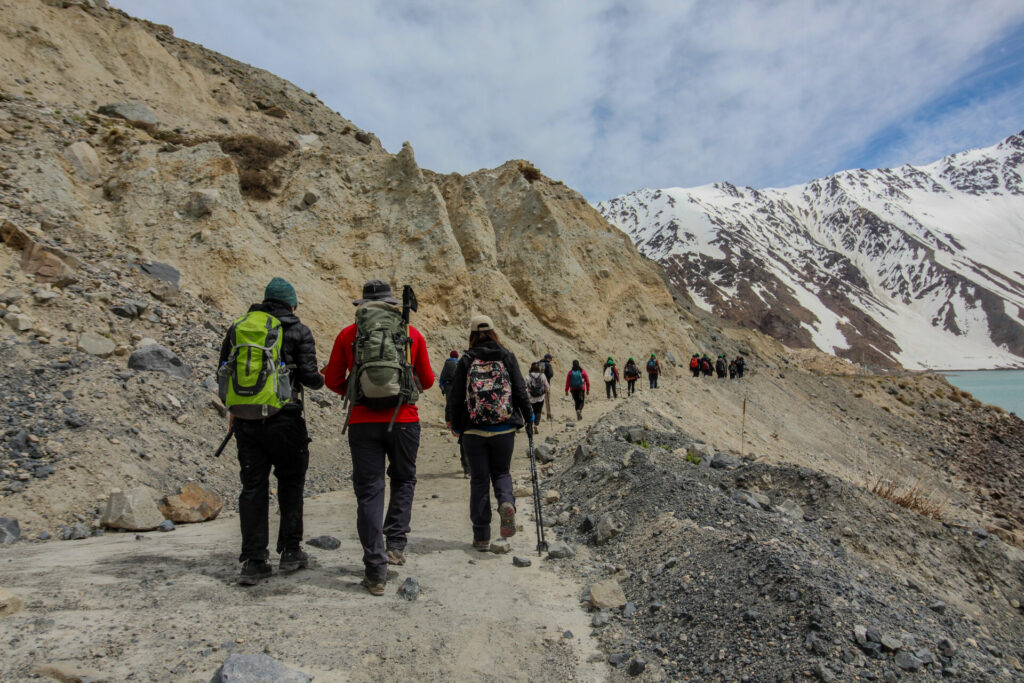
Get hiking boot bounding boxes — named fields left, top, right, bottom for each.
left=237, top=558, right=272, bottom=586
left=472, top=539, right=490, bottom=552
left=386, top=548, right=406, bottom=566
left=576, top=409, right=582, bottom=420
left=362, top=575, right=386, bottom=596
left=499, top=502, right=517, bottom=538
left=279, top=549, right=309, bottom=573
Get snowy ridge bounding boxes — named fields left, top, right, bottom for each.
left=598, top=131, right=1024, bottom=370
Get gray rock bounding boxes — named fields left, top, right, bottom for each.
left=591, top=610, right=610, bottom=627
left=0, top=287, right=25, bottom=305
left=546, top=540, right=575, bottom=559
left=607, top=653, right=630, bottom=667
left=61, top=523, right=89, bottom=540
left=63, top=141, right=102, bottom=181
left=880, top=635, right=902, bottom=652
left=971, top=527, right=988, bottom=539
left=489, top=539, right=511, bottom=554
left=37, top=531, right=51, bottom=540
left=110, top=302, right=140, bottom=319
left=138, top=261, right=180, bottom=287
left=302, top=190, right=319, bottom=207
left=627, top=657, right=647, bottom=676
left=512, top=556, right=532, bottom=568
left=397, top=577, right=420, bottom=601
left=625, top=426, right=645, bottom=443
left=128, top=344, right=191, bottom=378
left=595, top=514, right=623, bottom=545
left=894, top=651, right=922, bottom=672
left=100, top=487, right=165, bottom=531
left=814, top=661, right=836, bottom=682
left=77, top=332, right=115, bottom=357
left=534, top=444, right=555, bottom=463
left=777, top=498, right=804, bottom=519
left=853, top=625, right=868, bottom=646
left=573, top=444, right=592, bottom=463
left=210, top=653, right=311, bottom=683
left=5, top=313, right=33, bottom=332
left=937, top=638, right=957, bottom=657
left=98, top=102, right=159, bottom=126
left=306, top=535, right=340, bottom=550
left=622, top=601, right=636, bottom=618
left=928, top=600, right=946, bottom=614
left=710, top=452, right=742, bottom=469
left=158, top=519, right=175, bottom=532
left=0, top=517, right=20, bottom=544
left=354, top=131, right=372, bottom=144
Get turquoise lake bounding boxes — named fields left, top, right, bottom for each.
left=942, top=370, right=1024, bottom=417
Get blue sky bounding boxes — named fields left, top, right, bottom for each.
left=112, top=1, right=1024, bottom=200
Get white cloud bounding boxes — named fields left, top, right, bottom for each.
left=112, top=0, right=1024, bottom=199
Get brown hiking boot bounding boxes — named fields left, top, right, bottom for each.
left=362, top=575, right=386, bottom=596
left=472, top=539, right=490, bottom=552
left=499, top=502, right=517, bottom=538
left=576, top=409, right=582, bottom=420
left=386, top=548, right=406, bottom=566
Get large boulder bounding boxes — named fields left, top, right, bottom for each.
left=594, top=513, right=623, bottom=545
left=97, top=102, right=159, bottom=126
left=128, top=344, right=191, bottom=378
left=63, top=141, right=102, bottom=181
left=210, top=653, right=312, bottom=683
left=100, top=487, right=165, bottom=531
left=0, top=517, right=19, bottom=544
left=158, top=482, right=224, bottom=523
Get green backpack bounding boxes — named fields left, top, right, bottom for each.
left=218, top=310, right=291, bottom=419
left=344, top=301, right=419, bottom=429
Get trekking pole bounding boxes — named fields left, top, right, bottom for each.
left=527, top=426, right=548, bottom=555
left=212, top=427, right=234, bottom=458
left=740, top=391, right=747, bottom=457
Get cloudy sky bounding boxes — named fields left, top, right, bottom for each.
left=112, top=1, right=1024, bottom=200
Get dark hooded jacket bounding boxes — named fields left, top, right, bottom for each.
left=219, top=299, right=324, bottom=413
left=445, top=340, right=533, bottom=434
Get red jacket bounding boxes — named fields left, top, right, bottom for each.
left=324, top=323, right=434, bottom=424
left=564, top=368, right=590, bottom=393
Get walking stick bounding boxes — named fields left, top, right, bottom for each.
left=527, top=426, right=548, bottom=555
left=740, top=392, right=747, bottom=458
left=212, top=427, right=234, bottom=458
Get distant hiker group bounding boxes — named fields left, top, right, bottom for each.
left=689, top=353, right=745, bottom=379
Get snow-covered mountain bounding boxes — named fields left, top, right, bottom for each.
left=598, top=131, right=1024, bottom=370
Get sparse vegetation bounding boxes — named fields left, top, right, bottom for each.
left=685, top=450, right=701, bottom=466
left=867, top=476, right=947, bottom=519
left=518, top=161, right=541, bottom=183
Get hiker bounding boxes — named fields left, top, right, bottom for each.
left=219, top=277, right=324, bottom=586
left=323, top=280, right=435, bottom=596
left=646, top=353, right=661, bottom=389
left=700, top=354, right=713, bottom=377
left=735, top=355, right=746, bottom=378
left=690, top=353, right=700, bottom=378
left=728, top=359, right=737, bottom=379
left=537, top=353, right=555, bottom=421
left=565, top=360, right=590, bottom=420
left=526, top=362, right=549, bottom=433
left=623, top=357, right=640, bottom=396
left=602, top=357, right=619, bottom=398
left=444, top=315, right=533, bottom=551
left=438, top=350, right=460, bottom=395
left=715, top=354, right=727, bottom=378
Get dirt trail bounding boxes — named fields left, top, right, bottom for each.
left=0, top=402, right=609, bottom=682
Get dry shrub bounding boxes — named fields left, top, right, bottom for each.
left=518, top=161, right=541, bottom=183
left=867, top=476, right=947, bottom=520
left=217, top=134, right=290, bottom=199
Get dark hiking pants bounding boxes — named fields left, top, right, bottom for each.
left=648, top=373, right=658, bottom=389
left=627, top=379, right=637, bottom=395
left=571, top=389, right=586, bottom=413
left=531, top=400, right=545, bottom=422
left=463, top=432, right=515, bottom=542
left=691, top=368, right=700, bottom=378
left=235, top=411, right=310, bottom=562
left=348, top=422, right=421, bottom=582
left=605, top=380, right=617, bottom=398
left=459, top=438, right=470, bottom=475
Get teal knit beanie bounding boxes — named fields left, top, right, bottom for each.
left=264, top=277, right=297, bottom=307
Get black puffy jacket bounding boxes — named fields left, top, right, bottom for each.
left=445, top=341, right=533, bottom=434
left=218, top=299, right=324, bottom=412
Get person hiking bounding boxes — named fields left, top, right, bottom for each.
left=323, top=280, right=435, bottom=596
left=690, top=353, right=701, bottom=378
left=646, top=353, right=661, bottom=389
left=218, top=277, right=324, bottom=586
left=526, top=362, right=549, bottom=433
left=444, top=315, right=533, bottom=551
left=735, top=355, right=746, bottom=378
left=602, top=357, right=619, bottom=399
left=537, top=353, right=555, bottom=421
left=715, top=354, right=727, bottom=379
left=700, top=354, right=713, bottom=377
left=438, top=350, right=460, bottom=395
left=623, top=357, right=640, bottom=396
left=728, top=359, right=737, bottom=379
left=565, top=360, right=590, bottom=420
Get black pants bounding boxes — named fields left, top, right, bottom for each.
left=348, top=422, right=420, bottom=581
left=605, top=380, right=617, bottom=398
left=463, top=432, right=515, bottom=542
left=691, top=368, right=700, bottom=378
left=459, top=438, right=470, bottom=475
left=570, top=389, right=586, bottom=412
left=531, top=400, right=544, bottom=422
left=235, top=410, right=310, bottom=562
left=648, top=373, right=658, bottom=389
